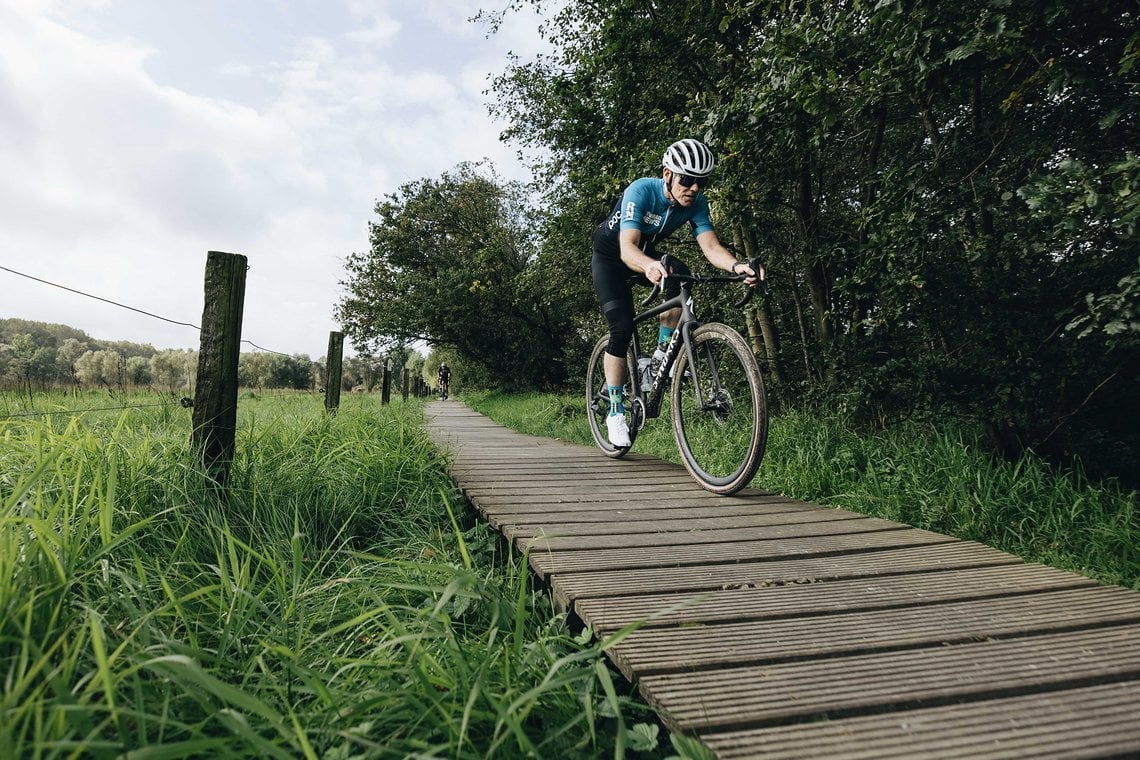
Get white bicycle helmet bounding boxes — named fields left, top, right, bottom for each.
left=662, top=138, right=715, bottom=177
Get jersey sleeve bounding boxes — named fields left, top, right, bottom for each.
left=688, top=195, right=715, bottom=237
left=617, top=180, right=655, bottom=233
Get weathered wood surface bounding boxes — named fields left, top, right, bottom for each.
left=424, top=401, right=1140, bottom=759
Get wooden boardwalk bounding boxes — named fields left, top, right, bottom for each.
left=423, top=401, right=1140, bottom=759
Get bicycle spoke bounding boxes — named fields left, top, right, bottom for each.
left=671, top=323, right=767, bottom=494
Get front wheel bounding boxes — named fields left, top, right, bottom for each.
left=670, top=323, right=767, bottom=495
left=586, top=336, right=638, bottom=457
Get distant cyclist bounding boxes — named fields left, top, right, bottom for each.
left=591, top=138, right=763, bottom=447
left=437, top=362, right=451, bottom=400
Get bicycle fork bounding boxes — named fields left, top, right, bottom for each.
left=642, top=321, right=695, bottom=418
left=670, top=321, right=730, bottom=416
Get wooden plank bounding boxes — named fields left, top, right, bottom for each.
left=467, top=490, right=803, bottom=510
left=702, top=680, right=1140, bottom=759
left=498, top=500, right=840, bottom=522
left=476, top=500, right=855, bottom=535
left=574, top=563, right=1098, bottom=634
left=638, top=624, right=1140, bottom=733
left=608, top=586, right=1140, bottom=678
left=529, top=528, right=958, bottom=578
left=453, top=467, right=690, bottom=483
left=464, top=479, right=711, bottom=496
left=469, top=488, right=752, bottom=507
left=521, top=517, right=905, bottom=552
left=451, top=457, right=684, bottom=473
left=471, top=497, right=778, bottom=533
left=550, top=542, right=1023, bottom=609
left=505, top=509, right=866, bottom=539
left=424, top=403, right=1140, bottom=758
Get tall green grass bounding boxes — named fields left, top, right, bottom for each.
left=1, top=392, right=695, bottom=758
left=465, top=391, right=1139, bottom=590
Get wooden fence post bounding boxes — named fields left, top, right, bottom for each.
left=324, top=331, right=343, bottom=414
left=381, top=360, right=391, bottom=405
left=402, top=368, right=409, bottom=401
left=191, top=250, right=246, bottom=488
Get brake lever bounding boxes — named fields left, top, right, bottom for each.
left=732, top=256, right=767, bottom=308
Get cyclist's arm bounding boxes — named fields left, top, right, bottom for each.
left=619, top=229, right=668, bottom=284
left=696, top=230, right=764, bottom=285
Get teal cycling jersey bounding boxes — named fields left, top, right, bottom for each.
left=594, top=177, right=714, bottom=257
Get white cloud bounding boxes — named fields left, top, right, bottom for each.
left=0, top=0, right=554, bottom=358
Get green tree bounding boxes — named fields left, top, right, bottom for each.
left=2, top=334, right=44, bottom=391
left=269, top=354, right=315, bottom=390
left=238, top=351, right=274, bottom=389
left=488, top=0, right=1139, bottom=482
left=150, top=350, right=195, bottom=392
left=75, top=350, right=122, bottom=387
left=56, top=338, right=89, bottom=385
left=125, top=356, right=152, bottom=386
left=338, top=163, right=577, bottom=390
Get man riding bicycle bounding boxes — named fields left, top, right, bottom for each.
left=591, top=138, right=763, bottom=447
left=437, top=362, right=451, bottom=399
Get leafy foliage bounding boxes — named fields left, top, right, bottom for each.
left=480, top=0, right=1138, bottom=484
left=337, top=163, right=581, bottom=390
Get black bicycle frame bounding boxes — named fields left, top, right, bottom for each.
left=626, top=254, right=761, bottom=421
left=629, top=280, right=704, bottom=420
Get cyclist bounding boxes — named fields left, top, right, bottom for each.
left=437, top=362, right=451, bottom=399
left=591, top=138, right=763, bottom=447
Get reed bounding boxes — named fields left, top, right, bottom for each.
left=0, top=392, right=677, bottom=758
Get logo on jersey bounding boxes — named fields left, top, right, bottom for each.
left=614, top=204, right=663, bottom=230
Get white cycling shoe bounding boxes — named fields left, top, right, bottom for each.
left=606, top=413, right=631, bottom=447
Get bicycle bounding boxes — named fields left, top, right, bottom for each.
left=585, top=255, right=768, bottom=495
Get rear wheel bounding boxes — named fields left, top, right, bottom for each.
left=586, top=336, right=638, bottom=457
left=670, top=323, right=767, bottom=494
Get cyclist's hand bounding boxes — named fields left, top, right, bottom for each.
left=733, top=261, right=764, bottom=287
left=644, top=259, right=669, bottom=285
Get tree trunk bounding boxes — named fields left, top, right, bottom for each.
left=735, top=221, right=784, bottom=384
left=790, top=273, right=814, bottom=381
left=853, top=106, right=886, bottom=337
left=796, top=155, right=834, bottom=382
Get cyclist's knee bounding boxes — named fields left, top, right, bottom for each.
left=602, top=301, right=634, bottom=357
left=606, top=338, right=632, bottom=358
left=606, top=325, right=633, bottom=357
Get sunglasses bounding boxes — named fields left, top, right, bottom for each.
left=676, top=173, right=711, bottom=189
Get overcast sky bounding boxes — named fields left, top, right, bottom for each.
left=0, top=0, right=550, bottom=359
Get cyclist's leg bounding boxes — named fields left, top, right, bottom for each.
left=657, top=256, right=689, bottom=345
left=591, top=251, right=639, bottom=446
left=591, top=252, right=637, bottom=387
left=586, top=335, right=637, bottom=455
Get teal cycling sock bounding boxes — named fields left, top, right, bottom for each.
left=658, top=325, right=674, bottom=348
left=608, top=385, right=624, bottom=415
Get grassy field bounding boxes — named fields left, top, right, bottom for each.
left=0, top=390, right=703, bottom=759
left=464, top=391, right=1139, bottom=591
